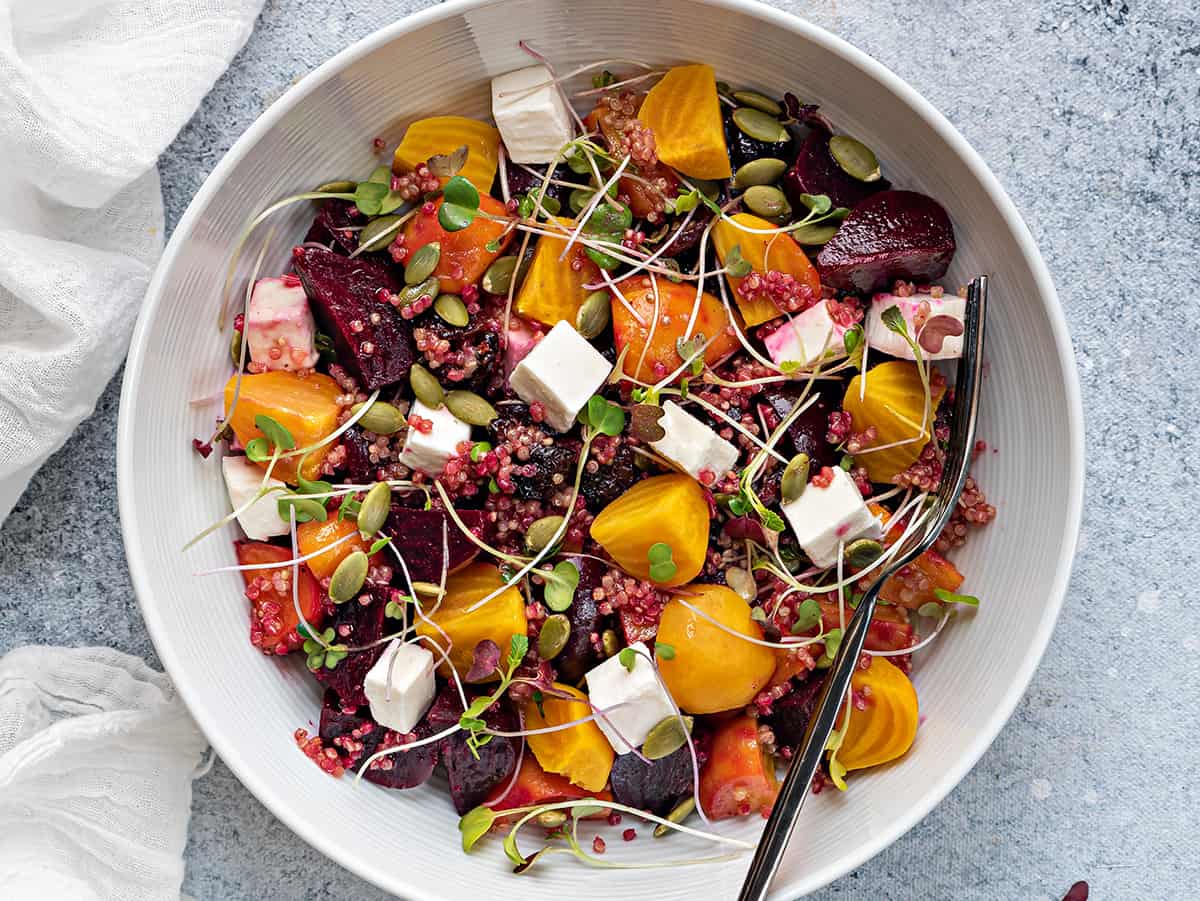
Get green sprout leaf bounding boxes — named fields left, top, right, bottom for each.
left=796, top=193, right=832, bottom=215
left=779, top=360, right=802, bottom=374
left=647, top=542, right=678, bottom=583
left=459, top=806, right=498, bottom=852
left=507, top=633, right=530, bottom=670
left=592, top=69, right=616, bottom=89
left=543, top=560, right=580, bottom=612
left=297, top=473, right=333, bottom=503
left=880, top=304, right=907, bottom=336
left=439, top=202, right=476, bottom=232
left=338, top=498, right=361, bottom=522
left=384, top=597, right=409, bottom=619
left=672, top=188, right=701, bottom=214
left=353, top=181, right=389, bottom=216
left=791, top=597, right=822, bottom=633
left=843, top=324, right=864, bottom=356
left=244, top=437, right=271, bottom=463
left=369, top=537, right=392, bottom=555
left=656, top=642, right=676, bottom=660
left=277, top=495, right=328, bottom=524
left=254, top=414, right=295, bottom=451
left=584, top=246, right=621, bottom=270
left=725, top=244, right=752, bottom=278
left=470, top=441, right=492, bottom=462
left=917, top=601, right=943, bottom=618
left=578, top=395, right=625, bottom=436
left=934, top=588, right=980, bottom=606
left=618, top=647, right=637, bottom=672
left=442, top=175, right=480, bottom=209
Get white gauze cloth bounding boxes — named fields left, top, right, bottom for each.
left=0, top=0, right=266, bottom=522
left=0, top=646, right=209, bottom=900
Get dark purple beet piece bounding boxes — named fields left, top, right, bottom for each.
left=757, top=382, right=841, bottom=471
left=304, top=199, right=360, bottom=256
left=609, top=745, right=694, bottom=816
left=500, top=162, right=575, bottom=206
left=766, top=673, right=826, bottom=752
left=340, top=427, right=377, bottom=484
left=385, top=506, right=489, bottom=584
left=553, top=556, right=608, bottom=682
left=783, top=127, right=890, bottom=213
left=311, top=590, right=388, bottom=706
left=292, top=245, right=414, bottom=390
left=318, top=689, right=438, bottom=789
left=579, top=441, right=638, bottom=511
left=816, top=190, right=956, bottom=294
left=426, top=686, right=519, bottom=814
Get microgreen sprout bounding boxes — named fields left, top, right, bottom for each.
left=457, top=634, right=530, bottom=758
left=542, top=560, right=580, bottom=611
left=438, top=176, right=482, bottom=231
left=304, top=628, right=348, bottom=671
left=647, top=542, right=678, bottom=582
left=655, top=642, right=676, bottom=660
left=790, top=597, right=822, bottom=633
left=934, top=588, right=980, bottom=606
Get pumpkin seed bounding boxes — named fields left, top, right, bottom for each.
left=434, top=294, right=470, bottom=327
left=525, top=515, right=565, bottom=554
left=733, top=157, right=787, bottom=189
left=743, top=184, right=790, bottom=219
left=789, top=222, right=842, bottom=245
left=411, top=581, right=444, bottom=597
left=781, top=452, right=811, bottom=503
left=329, top=550, right=369, bottom=603
left=358, top=214, right=405, bottom=250
left=576, top=290, right=611, bottom=339
left=715, top=80, right=735, bottom=99
left=642, top=715, right=694, bottom=760
left=601, top=628, right=620, bottom=658
left=444, top=390, right=497, bottom=425
left=654, top=797, right=696, bottom=838
left=725, top=565, right=756, bottom=601
left=481, top=256, right=518, bottom=295
left=230, top=328, right=243, bottom=366
left=409, top=363, right=444, bottom=409
left=396, top=276, right=440, bottom=308
left=314, top=180, right=356, bottom=194
left=352, top=400, right=405, bottom=435
left=732, top=90, right=782, bottom=116
left=844, top=538, right=884, bottom=569
left=537, top=613, right=571, bottom=660
left=357, top=482, right=392, bottom=537
left=732, top=107, right=788, bottom=143
left=828, top=135, right=881, bottom=182
left=404, top=242, right=441, bottom=285
left=535, top=810, right=568, bottom=828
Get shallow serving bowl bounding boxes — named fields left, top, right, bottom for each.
left=117, top=0, right=1084, bottom=896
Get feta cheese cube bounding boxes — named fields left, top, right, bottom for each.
left=763, top=300, right=849, bottom=369
left=491, top=65, right=574, bottom=164
left=584, top=642, right=676, bottom=754
left=222, top=455, right=289, bottom=540
left=245, top=275, right=319, bottom=371
left=650, top=401, right=738, bottom=485
left=364, top=640, right=436, bottom=735
left=398, top=399, right=471, bottom=475
left=865, top=293, right=965, bottom=361
left=509, top=321, right=612, bottom=432
left=781, top=466, right=882, bottom=569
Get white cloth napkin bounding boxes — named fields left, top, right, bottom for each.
left=0, top=646, right=209, bottom=901
left=0, top=0, right=266, bottom=523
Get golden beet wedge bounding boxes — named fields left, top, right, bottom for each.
left=514, top=217, right=602, bottom=326
left=835, top=656, right=918, bottom=771
left=638, top=64, right=731, bottom=180
left=844, top=360, right=947, bottom=483
left=414, top=563, right=527, bottom=678
left=712, top=213, right=823, bottom=326
left=523, top=683, right=614, bottom=792
left=391, top=115, right=500, bottom=193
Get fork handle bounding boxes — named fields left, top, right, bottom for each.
left=736, top=584, right=882, bottom=901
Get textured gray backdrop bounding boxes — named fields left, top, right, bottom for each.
left=1, top=0, right=1196, bottom=898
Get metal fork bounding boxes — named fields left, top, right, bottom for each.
left=737, top=275, right=989, bottom=901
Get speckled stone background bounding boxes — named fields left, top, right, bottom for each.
left=1, top=0, right=1196, bottom=898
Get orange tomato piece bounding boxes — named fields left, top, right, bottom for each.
left=223, top=371, right=341, bottom=483
left=523, top=683, right=614, bottom=792
left=296, top=516, right=378, bottom=581
left=638, top=64, right=731, bottom=180
left=698, top=715, right=779, bottom=820
left=711, top=213, right=822, bottom=326
left=843, top=361, right=946, bottom=483
left=401, top=195, right=513, bottom=294
left=513, top=218, right=602, bottom=326
left=414, top=562, right=527, bottom=678
left=391, top=116, right=500, bottom=193
left=835, top=656, right=918, bottom=771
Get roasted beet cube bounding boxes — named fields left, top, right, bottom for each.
left=766, top=673, right=826, bottom=752
left=340, top=427, right=377, bottom=484
left=318, top=689, right=438, bottom=789
left=384, top=506, right=489, bottom=584
left=426, top=685, right=520, bottom=814
left=609, top=744, right=694, bottom=816
left=553, top=556, right=608, bottom=682
left=292, top=245, right=414, bottom=390
left=782, top=127, right=890, bottom=213
left=305, top=199, right=360, bottom=256
left=311, top=589, right=388, bottom=706
left=757, top=382, right=842, bottom=471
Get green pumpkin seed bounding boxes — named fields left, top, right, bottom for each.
left=844, top=538, right=884, bottom=569
left=314, top=180, right=356, bottom=194
left=329, top=550, right=369, bottom=603
left=743, top=184, right=790, bottom=219
left=789, top=222, right=842, bottom=245
left=409, top=363, right=444, bottom=409
left=576, top=290, right=611, bottom=339
left=524, top=515, right=565, bottom=554
left=654, top=797, right=696, bottom=838
left=732, top=107, right=788, bottom=143
left=404, top=242, right=441, bottom=286
left=732, top=90, right=782, bottom=116
left=230, top=328, right=243, bottom=366
left=352, top=400, right=406, bottom=435
left=434, top=294, right=470, bottom=327
left=828, top=135, right=881, bottom=182
left=715, top=80, right=735, bottom=99
left=357, top=482, right=392, bottom=537
left=733, top=157, right=787, bottom=189
left=358, top=214, right=405, bottom=250
left=481, top=256, right=518, bottom=295
left=601, top=628, right=620, bottom=658
left=537, top=613, right=571, bottom=660
left=444, top=390, right=497, bottom=426
left=725, top=566, right=756, bottom=601
left=396, top=277, right=440, bottom=308
left=781, top=452, right=810, bottom=503
left=642, top=715, right=694, bottom=760
left=535, top=810, right=568, bottom=828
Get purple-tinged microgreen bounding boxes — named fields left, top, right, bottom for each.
left=647, top=542, right=678, bottom=582
left=438, top=176, right=481, bottom=231
left=457, top=633, right=530, bottom=757
left=467, top=639, right=502, bottom=682
left=427, top=144, right=469, bottom=178
left=790, top=597, right=822, bottom=633
left=934, top=588, right=979, bottom=606
left=655, top=642, right=676, bottom=660
left=470, top=441, right=492, bottom=462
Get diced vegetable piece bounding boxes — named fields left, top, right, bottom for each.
left=589, top=474, right=709, bottom=586
left=835, top=656, right=918, bottom=771
left=514, top=218, right=602, bottom=326
left=523, top=683, right=615, bottom=792
left=868, top=503, right=965, bottom=609
left=235, top=541, right=324, bottom=655
left=414, top=562, right=527, bottom=677
left=245, top=275, right=318, bottom=371
left=698, top=715, right=779, bottom=819
left=223, top=371, right=341, bottom=483
left=843, top=360, right=946, bottom=483
left=711, top=213, right=822, bottom=326
left=392, top=116, right=500, bottom=192
left=813, top=597, right=915, bottom=655
left=483, top=755, right=611, bottom=822
left=656, top=584, right=776, bottom=713
left=620, top=162, right=679, bottom=219
left=402, top=195, right=513, bottom=294
left=490, top=67, right=574, bottom=165
left=638, top=64, right=731, bottom=180
left=610, top=276, right=739, bottom=383
left=296, top=516, right=376, bottom=580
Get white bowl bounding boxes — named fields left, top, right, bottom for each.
left=117, top=0, right=1084, bottom=897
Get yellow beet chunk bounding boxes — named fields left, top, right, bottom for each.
left=524, top=683, right=614, bottom=792
left=836, top=656, right=918, bottom=771
left=588, top=474, right=709, bottom=586
left=638, top=64, right=731, bottom=180
left=414, top=562, right=527, bottom=678
left=656, top=584, right=776, bottom=714
left=711, top=213, right=823, bottom=327
left=514, top=218, right=602, bottom=326
left=223, top=371, right=341, bottom=484
left=844, top=361, right=947, bottom=483
left=392, top=116, right=500, bottom=192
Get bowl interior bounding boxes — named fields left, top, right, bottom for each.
left=119, top=0, right=1081, bottom=897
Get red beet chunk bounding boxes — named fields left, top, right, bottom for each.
left=757, top=382, right=842, bottom=471
left=816, top=190, right=956, bottom=294
left=609, top=744, right=694, bottom=816
left=292, top=245, right=414, bottom=390
left=311, top=589, right=388, bottom=706
left=765, top=673, right=826, bottom=752
left=783, top=127, right=890, bottom=212
left=384, top=507, right=489, bottom=584
left=426, top=685, right=519, bottom=814
left=304, top=199, right=360, bottom=256
left=318, top=689, right=438, bottom=789
left=553, top=556, right=609, bottom=683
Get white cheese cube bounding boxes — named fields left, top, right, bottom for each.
left=509, top=321, right=612, bottom=432
left=781, top=466, right=882, bottom=569
left=491, top=65, right=575, bottom=164
left=763, top=300, right=849, bottom=368
left=245, top=275, right=319, bottom=371
left=650, top=401, right=738, bottom=485
left=584, top=642, right=677, bottom=754
left=364, top=640, right=436, bottom=735
left=222, top=455, right=290, bottom=540
left=865, top=293, right=965, bottom=361
left=398, top=399, right=471, bottom=475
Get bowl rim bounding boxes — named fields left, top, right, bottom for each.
left=117, top=0, right=1085, bottom=896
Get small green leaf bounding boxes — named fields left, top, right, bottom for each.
left=459, top=806, right=498, bottom=852
left=796, top=193, right=832, bottom=215
left=843, top=325, right=864, bottom=356
left=584, top=246, right=621, bottom=270
left=254, top=414, right=295, bottom=451
left=470, top=441, right=492, bottom=462
left=517, top=194, right=534, bottom=219
left=649, top=560, right=678, bottom=582
left=823, top=628, right=843, bottom=660
left=760, top=509, right=786, bottom=532
left=369, top=537, right=392, bottom=555
left=543, top=560, right=580, bottom=612
left=338, top=498, right=361, bottom=521
left=592, top=69, right=616, bottom=89
left=277, top=495, right=329, bottom=524
left=442, top=175, right=480, bottom=209
left=297, top=474, right=333, bottom=501
left=791, top=597, right=822, bottom=632
left=917, top=601, right=943, bottom=618
left=656, top=642, right=676, bottom=660
left=439, top=202, right=475, bottom=232
left=508, top=633, right=530, bottom=669
left=839, top=455, right=854, bottom=471
left=673, top=189, right=701, bottom=214
left=648, top=542, right=673, bottom=565
left=934, top=588, right=980, bottom=606
left=726, top=244, right=752, bottom=278
left=244, top=438, right=271, bottom=463
left=353, top=181, right=389, bottom=216
left=880, top=305, right=907, bottom=336
left=618, top=647, right=636, bottom=672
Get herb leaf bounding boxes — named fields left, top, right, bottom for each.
left=934, top=588, right=980, bottom=606
left=459, top=806, right=497, bottom=852
left=880, top=304, right=907, bottom=336
left=443, top=175, right=479, bottom=209
left=618, top=647, right=637, bottom=672
left=254, top=414, right=295, bottom=451
left=791, top=597, right=822, bottom=632
left=543, top=560, right=580, bottom=612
